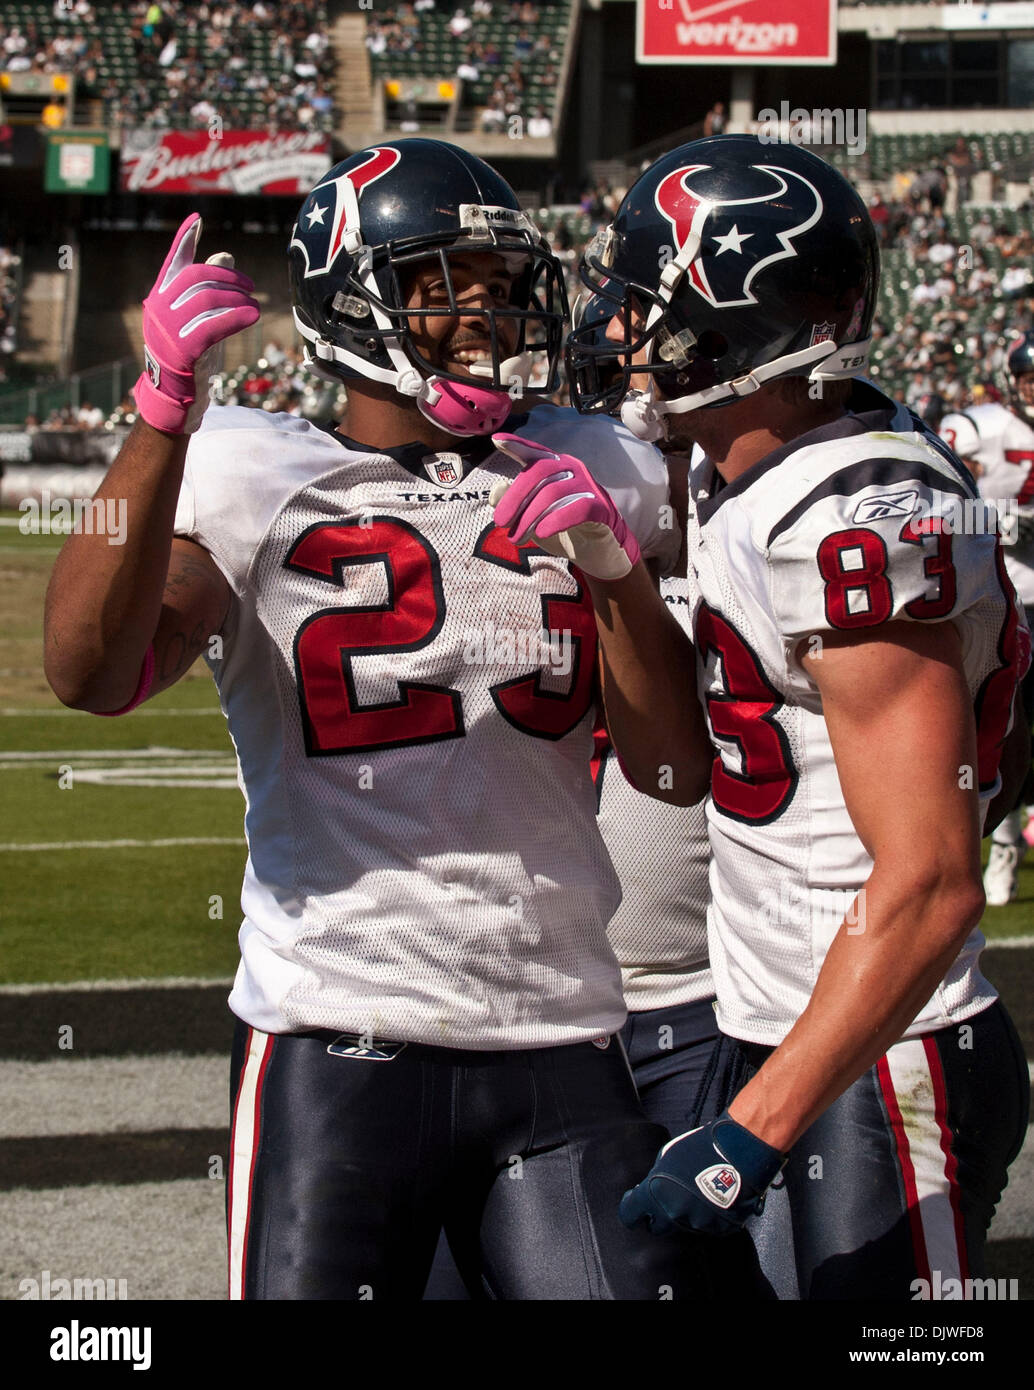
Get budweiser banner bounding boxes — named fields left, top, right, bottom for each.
left=120, top=129, right=332, bottom=195
left=637, top=0, right=837, bottom=65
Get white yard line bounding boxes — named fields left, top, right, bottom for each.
left=0, top=977, right=234, bottom=994
left=0, top=837, right=245, bottom=852
left=0, top=748, right=230, bottom=760
left=1, top=708, right=222, bottom=716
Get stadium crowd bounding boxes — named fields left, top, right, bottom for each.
left=0, top=1, right=335, bottom=132
left=29, top=183, right=1032, bottom=434
left=366, top=0, right=561, bottom=135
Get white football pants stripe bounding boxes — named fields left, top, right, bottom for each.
left=879, top=1036, right=967, bottom=1292
left=227, top=1026, right=273, bottom=1301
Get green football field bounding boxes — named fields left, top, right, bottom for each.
left=2, top=515, right=1031, bottom=985
left=1, top=515, right=244, bottom=983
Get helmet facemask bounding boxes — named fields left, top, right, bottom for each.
left=294, top=216, right=567, bottom=432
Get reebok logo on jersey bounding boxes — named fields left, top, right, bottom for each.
left=851, top=490, right=918, bottom=523
left=326, top=1035, right=407, bottom=1062
left=696, top=1164, right=741, bottom=1208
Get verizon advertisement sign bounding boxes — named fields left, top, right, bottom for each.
left=120, top=129, right=332, bottom=195
left=637, top=0, right=837, bottom=66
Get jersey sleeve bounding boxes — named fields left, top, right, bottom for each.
left=762, top=456, right=999, bottom=658
left=520, top=404, right=681, bottom=574
left=939, top=412, right=982, bottom=465
left=174, top=406, right=343, bottom=595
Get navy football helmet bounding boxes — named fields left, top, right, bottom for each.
left=565, top=135, right=880, bottom=435
left=288, top=140, right=567, bottom=433
left=1006, top=329, right=1034, bottom=425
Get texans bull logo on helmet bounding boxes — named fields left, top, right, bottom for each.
left=653, top=163, right=822, bottom=311
left=290, top=145, right=402, bottom=279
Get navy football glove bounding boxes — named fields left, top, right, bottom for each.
left=619, top=1110, right=787, bottom=1237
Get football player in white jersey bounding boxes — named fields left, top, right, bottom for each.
left=941, top=336, right=1034, bottom=905
left=42, top=140, right=716, bottom=1301
left=496, top=135, right=1031, bottom=1299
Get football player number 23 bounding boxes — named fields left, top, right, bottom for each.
left=287, top=518, right=597, bottom=755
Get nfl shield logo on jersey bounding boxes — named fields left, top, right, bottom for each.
left=423, top=453, right=463, bottom=486
left=696, top=1163, right=741, bottom=1208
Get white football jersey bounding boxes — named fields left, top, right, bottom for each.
left=686, top=386, right=1020, bottom=1046
left=174, top=403, right=675, bottom=1049
left=940, top=402, right=1034, bottom=607
left=596, top=573, right=712, bottom=1012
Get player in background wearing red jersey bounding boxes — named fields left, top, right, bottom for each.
left=496, top=135, right=1031, bottom=1299
left=941, top=332, right=1034, bottom=904
left=43, top=140, right=716, bottom=1301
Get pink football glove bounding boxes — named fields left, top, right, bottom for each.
left=134, top=214, right=260, bottom=435
left=490, top=434, right=641, bottom=580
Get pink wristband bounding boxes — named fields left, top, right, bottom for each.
left=93, top=644, right=156, bottom=717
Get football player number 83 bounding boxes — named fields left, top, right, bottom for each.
left=818, top=522, right=957, bottom=629
left=696, top=522, right=1014, bottom=821
left=286, top=517, right=597, bottom=756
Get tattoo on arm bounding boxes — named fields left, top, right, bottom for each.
left=163, top=549, right=218, bottom=598
left=156, top=544, right=231, bottom=682
left=157, top=620, right=208, bottom=682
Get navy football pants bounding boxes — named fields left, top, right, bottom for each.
left=227, top=1020, right=717, bottom=1300
left=698, top=1000, right=1030, bottom=1300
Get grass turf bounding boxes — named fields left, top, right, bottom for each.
left=1, top=521, right=1030, bottom=986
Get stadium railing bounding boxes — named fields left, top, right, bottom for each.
left=0, top=357, right=136, bottom=430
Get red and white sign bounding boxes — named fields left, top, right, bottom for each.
left=637, top=0, right=837, bottom=66
left=120, top=129, right=332, bottom=195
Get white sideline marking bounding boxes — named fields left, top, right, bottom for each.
left=1, top=708, right=222, bottom=716
left=983, top=933, right=1034, bottom=949
left=0, top=747, right=239, bottom=787
left=0, top=976, right=234, bottom=994
left=0, top=748, right=229, bottom=761
left=0, top=516, right=75, bottom=530
left=0, top=837, right=245, bottom=852
left=68, top=772, right=238, bottom=788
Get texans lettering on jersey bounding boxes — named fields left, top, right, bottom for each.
left=684, top=385, right=1017, bottom=1046
left=175, top=403, right=675, bottom=1048
left=940, top=402, right=1034, bottom=607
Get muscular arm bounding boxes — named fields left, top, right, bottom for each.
left=587, top=564, right=711, bottom=805
left=727, top=620, right=986, bottom=1151
left=44, top=418, right=231, bottom=712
